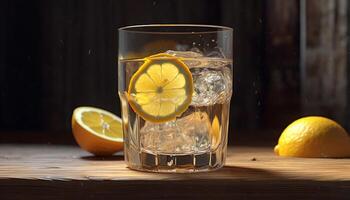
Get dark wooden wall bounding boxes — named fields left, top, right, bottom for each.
left=302, top=0, right=348, bottom=124
left=263, top=0, right=301, bottom=129
left=0, top=0, right=349, bottom=143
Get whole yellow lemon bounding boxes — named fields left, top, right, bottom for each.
left=274, top=116, right=350, bottom=158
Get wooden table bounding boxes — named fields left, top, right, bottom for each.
left=0, top=145, right=349, bottom=199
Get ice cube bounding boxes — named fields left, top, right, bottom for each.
left=165, top=50, right=203, bottom=58
left=164, top=50, right=229, bottom=69
left=165, top=50, right=205, bottom=68
left=191, top=67, right=232, bottom=106
left=163, top=50, right=232, bottom=105
left=206, top=47, right=226, bottom=58
left=140, top=112, right=211, bottom=154
left=140, top=121, right=181, bottom=153
left=176, top=112, right=211, bottom=151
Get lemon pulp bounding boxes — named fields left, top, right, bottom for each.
left=127, top=54, right=193, bottom=123
left=81, top=111, right=123, bottom=140
left=72, top=106, right=123, bottom=156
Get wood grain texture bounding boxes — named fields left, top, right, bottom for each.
left=0, top=145, right=349, bottom=199
left=221, top=0, right=264, bottom=130
left=302, top=0, right=348, bottom=123
left=264, top=0, right=301, bottom=129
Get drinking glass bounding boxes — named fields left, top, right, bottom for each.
left=118, top=24, right=233, bottom=172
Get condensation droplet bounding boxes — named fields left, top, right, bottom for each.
left=257, top=101, right=261, bottom=106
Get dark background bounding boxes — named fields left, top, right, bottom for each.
left=1, top=0, right=349, bottom=144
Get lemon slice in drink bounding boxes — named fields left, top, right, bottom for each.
left=128, top=53, right=193, bottom=123
left=211, top=116, right=221, bottom=149
left=72, top=106, right=123, bottom=156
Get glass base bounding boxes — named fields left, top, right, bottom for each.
left=125, top=149, right=226, bottom=173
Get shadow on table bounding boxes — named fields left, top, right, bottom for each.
left=168, top=165, right=287, bottom=180
left=216, top=165, right=284, bottom=179
left=80, top=155, right=124, bottom=161
left=130, top=165, right=287, bottom=180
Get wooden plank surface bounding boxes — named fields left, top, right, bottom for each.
left=0, top=145, right=349, bottom=199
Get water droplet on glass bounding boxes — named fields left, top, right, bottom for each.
left=257, top=101, right=261, bottom=106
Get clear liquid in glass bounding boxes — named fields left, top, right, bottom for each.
left=118, top=51, right=232, bottom=172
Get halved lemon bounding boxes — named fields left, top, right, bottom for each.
left=275, top=116, right=350, bottom=158
left=127, top=53, right=193, bottom=123
left=72, top=106, right=123, bottom=156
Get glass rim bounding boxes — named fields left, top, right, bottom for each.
left=118, top=24, right=233, bottom=34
